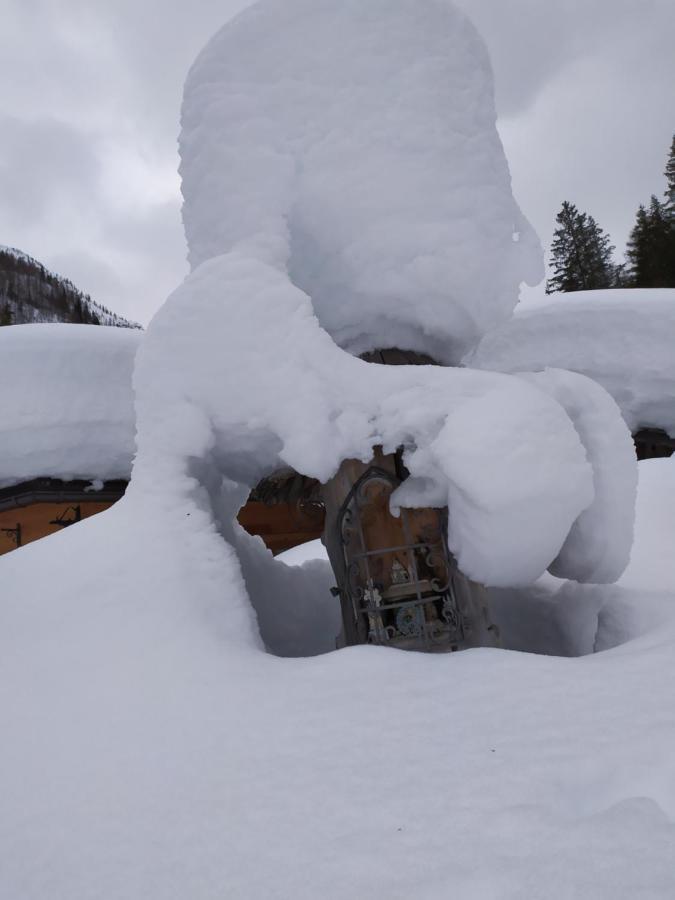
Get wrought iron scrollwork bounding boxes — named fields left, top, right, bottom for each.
left=336, top=466, right=465, bottom=652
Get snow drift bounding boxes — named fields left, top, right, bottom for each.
left=0, top=444, right=673, bottom=900
left=0, top=324, right=140, bottom=488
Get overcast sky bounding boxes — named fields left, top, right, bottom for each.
left=1, top=0, right=674, bottom=323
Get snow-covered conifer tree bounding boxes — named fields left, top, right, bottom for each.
left=546, top=202, right=616, bottom=293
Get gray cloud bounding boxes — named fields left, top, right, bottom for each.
left=0, top=116, right=100, bottom=226
left=1, top=0, right=674, bottom=321
left=464, top=0, right=673, bottom=116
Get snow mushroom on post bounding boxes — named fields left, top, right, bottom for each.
left=136, top=0, right=639, bottom=660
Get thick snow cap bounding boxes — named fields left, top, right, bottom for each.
left=0, top=325, right=139, bottom=489
left=131, top=0, right=636, bottom=590
left=180, top=0, right=544, bottom=363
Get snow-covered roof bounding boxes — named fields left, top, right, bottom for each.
left=468, top=289, right=675, bottom=437
left=0, top=324, right=140, bottom=489
left=180, top=0, right=543, bottom=364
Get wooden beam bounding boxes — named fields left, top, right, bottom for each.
left=237, top=500, right=325, bottom=554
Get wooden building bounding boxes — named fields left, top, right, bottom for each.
left=0, top=479, right=127, bottom=556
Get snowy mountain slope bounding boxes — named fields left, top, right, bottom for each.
left=0, top=245, right=141, bottom=328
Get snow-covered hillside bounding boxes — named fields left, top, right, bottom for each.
left=0, top=245, right=141, bottom=328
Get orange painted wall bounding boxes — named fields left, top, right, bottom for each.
left=0, top=498, right=325, bottom=557
left=0, top=502, right=115, bottom=556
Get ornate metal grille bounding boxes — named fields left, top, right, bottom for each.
left=337, top=467, right=466, bottom=652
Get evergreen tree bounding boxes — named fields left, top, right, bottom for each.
left=586, top=214, right=618, bottom=286
left=626, top=195, right=674, bottom=287
left=546, top=201, right=616, bottom=294
left=612, top=262, right=630, bottom=288
left=647, top=195, right=674, bottom=286
left=664, top=135, right=675, bottom=285
left=0, top=304, right=12, bottom=326
left=627, top=204, right=652, bottom=287
left=664, top=134, right=675, bottom=219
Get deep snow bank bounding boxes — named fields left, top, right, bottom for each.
left=469, top=289, right=675, bottom=435
left=489, top=457, right=675, bottom=658
left=180, top=0, right=543, bottom=364
left=0, top=324, right=140, bottom=488
left=1, top=457, right=674, bottom=899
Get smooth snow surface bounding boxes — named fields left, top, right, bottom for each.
left=620, top=458, right=675, bottom=594
left=1, top=459, right=675, bottom=899
left=490, top=457, right=675, bottom=658
left=0, top=324, right=140, bottom=488
left=180, top=0, right=543, bottom=363
left=469, top=289, right=675, bottom=435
